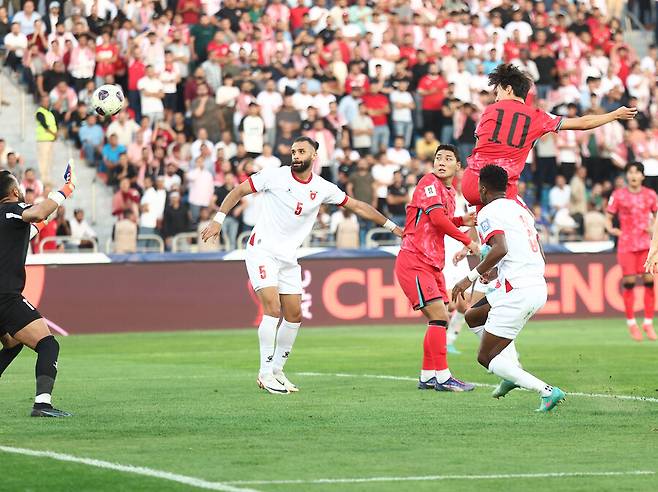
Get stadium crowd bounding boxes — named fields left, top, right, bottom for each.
left=1, top=0, right=658, bottom=251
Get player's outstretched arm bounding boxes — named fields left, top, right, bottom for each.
left=428, top=208, right=479, bottom=256
left=22, top=160, right=76, bottom=223
left=560, top=106, right=637, bottom=131
left=645, top=219, right=658, bottom=274
left=604, top=212, right=622, bottom=237
left=452, top=233, right=507, bottom=302
left=201, top=179, right=255, bottom=242
left=342, top=196, right=403, bottom=237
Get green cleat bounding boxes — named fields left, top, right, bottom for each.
left=536, top=387, right=566, bottom=413
left=491, top=379, right=519, bottom=399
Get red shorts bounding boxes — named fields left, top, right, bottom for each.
left=462, top=167, right=519, bottom=210
left=395, top=250, right=447, bottom=310
left=618, top=250, right=649, bottom=276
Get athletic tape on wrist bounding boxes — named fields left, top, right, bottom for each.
left=213, top=212, right=226, bottom=225
left=467, top=268, right=480, bottom=282
left=383, top=219, right=396, bottom=232
left=47, top=191, right=66, bottom=206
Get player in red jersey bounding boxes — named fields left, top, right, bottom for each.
left=606, top=162, right=658, bottom=341
left=461, top=64, right=638, bottom=208
left=394, top=145, right=480, bottom=391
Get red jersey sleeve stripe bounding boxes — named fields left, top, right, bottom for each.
left=338, top=195, right=349, bottom=207
left=247, top=176, right=257, bottom=193
left=484, top=229, right=504, bottom=244
left=555, top=116, right=564, bottom=132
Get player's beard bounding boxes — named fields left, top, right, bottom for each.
left=292, top=158, right=313, bottom=173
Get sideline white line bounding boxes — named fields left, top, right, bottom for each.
left=297, top=372, right=658, bottom=404
left=227, top=470, right=655, bottom=486
left=0, top=446, right=260, bottom=492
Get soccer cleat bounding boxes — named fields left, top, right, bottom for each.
left=642, top=322, right=657, bottom=341
left=492, top=379, right=519, bottom=399
left=30, top=403, right=72, bottom=418
left=435, top=376, right=475, bottom=392
left=273, top=371, right=298, bottom=392
left=257, top=374, right=289, bottom=394
left=628, top=323, right=644, bottom=342
left=417, top=377, right=437, bottom=390
left=447, top=344, right=461, bottom=355
left=536, top=387, right=566, bottom=413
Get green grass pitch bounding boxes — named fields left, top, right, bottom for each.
left=0, top=319, right=657, bottom=492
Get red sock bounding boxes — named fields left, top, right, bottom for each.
left=422, top=327, right=435, bottom=370
left=644, top=284, right=655, bottom=321
left=425, top=324, right=448, bottom=370
left=622, top=288, right=635, bottom=320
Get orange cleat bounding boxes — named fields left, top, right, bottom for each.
left=629, top=323, right=644, bottom=342
left=642, top=322, right=657, bottom=341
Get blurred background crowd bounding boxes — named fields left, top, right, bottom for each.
left=1, top=0, right=657, bottom=252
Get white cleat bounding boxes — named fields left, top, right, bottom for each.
left=257, top=373, right=289, bottom=395
left=273, top=371, right=299, bottom=392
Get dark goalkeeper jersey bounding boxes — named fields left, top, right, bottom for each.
left=0, top=202, right=32, bottom=295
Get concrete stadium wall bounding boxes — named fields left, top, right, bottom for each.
left=24, top=253, right=647, bottom=334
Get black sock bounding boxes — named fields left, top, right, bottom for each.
left=34, top=335, right=59, bottom=401
left=0, top=344, right=23, bottom=377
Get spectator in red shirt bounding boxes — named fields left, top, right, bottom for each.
left=127, top=46, right=146, bottom=123
left=112, top=177, right=140, bottom=218
left=362, top=83, right=390, bottom=155
left=418, top=63, right=448, bottom=135
left=95, top=31, right=118, bottom=86
left=177, top=0, right=201, bottom=26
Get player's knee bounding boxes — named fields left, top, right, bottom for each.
left=477, top=350, right=491, bottom=369
left=284, top=309, right=302, bottom=323
left=464, top=308, right=476, bottom=328
left=622, top=279, right=636, bottom=291
left=262, top=303, right=282, bottom=318
left=35, top=334, right=59, bottom=355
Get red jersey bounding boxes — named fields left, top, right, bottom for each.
left=401, top=173, right=456, bottom=269
left=467, top=99, right=563, bottom=181
left=607, top=187, right=658, bottom=253
left=362, top=93, right=389, bottom=126
left=418, top=75, right=448, bottom=110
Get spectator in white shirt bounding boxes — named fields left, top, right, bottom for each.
left=12, top=1, right=40, bottom=36
left=505, top=10, right=533, bottom=43
left=137, top=65, right=165, bottom=124
left=239, top=103, right=266, bottom=156
left=187, top=156, right=215, bottom=223
left=215, top=130, right=237, bottom=161
left=140, top=176, right=167, bottom=235
left=389, top=79, right=415, bottom=148
left=190, top=128, right=214, bottom=161
left=256, top=79, right=283, bottom=147
left=253, top=144, right=281, bottom=171
left=292, top=82, right=315, bottom=120
left=4, top=23, right=28, bottom=72
left=386, top=136, right=412, bottom=168
left=371, top=156, right=399, bottom=211
left=69, top=208, right=97, bottom=248
left=106, top=110, right=140, bottom=148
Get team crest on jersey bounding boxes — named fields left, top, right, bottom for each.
left=424, top=185, right=437, bottom=197
left=481, top=219, right=491, bottom=232
left=310, top=191, right=317, bottom=200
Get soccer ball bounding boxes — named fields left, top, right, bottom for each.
left=91, top=84, right=125, bottom=117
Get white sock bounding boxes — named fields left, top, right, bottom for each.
left=469, top=324, right=484, bottom=339
left=35, top=393, right=51, bottom=405
left=420, top=370, right=435, bottom=382
left=258, top=315, right=279, bottom=376
left=435, top=369, right=451, bottom=384
left=488, top=354, right=552, bottom=397
left=272, top=319, right=301, bottom=373
left=644, top=318, right=653, bottom=325
left=627, top=319, right=637, bottom=326
left=500, top=341, right=521, bottom=368
left=447, top=312, right=464, bottom=345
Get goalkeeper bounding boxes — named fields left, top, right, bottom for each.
left=0, top=161, right=76, bottom=417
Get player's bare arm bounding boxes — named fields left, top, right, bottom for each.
left=560, top=106, right=637, bottom=131
left=604, top=211, right=622, bottom=237
left=452, top=233, right=507, bottom=302
left=428, top=208, right=479, bottom=256
left=201, top=179, right=254, bottom=242
left=645, top=218, right=658, bottom=274
left=342, top=196, right=403, bottom=237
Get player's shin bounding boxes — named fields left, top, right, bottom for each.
left=488, top=353, right=552, bottom=397
left=643, top=281, right=654, bottom=322
left=34, top=335, right=59, bottom=405
left=272, top=319, right=301, bottom=373
left=425, top=320, right=450, bottom=383
left=622, top=282, right=636, bottom=323
left=258, top=315, right=279, bottom=376
left=0, top=344, right=23, bottom=377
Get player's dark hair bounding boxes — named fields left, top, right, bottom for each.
left=433, top=144, right=460, bottom=162
left=625, top=162, right=644, bottom=175
left=488, top=63, right=533, bottom=99
left=479, top=164, right=508, bottom=192
left=0, top=170, right=17, bottom=200
left=293, top=136, right=320, bottom=150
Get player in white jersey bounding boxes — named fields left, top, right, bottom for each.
left=201, top=137, right=403, bottom=394
left=452, top=165, right=565, bottom=412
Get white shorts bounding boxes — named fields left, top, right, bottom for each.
left=484, top=283, right=547, bottom=340
left=245, top=247, right=302, bottom=294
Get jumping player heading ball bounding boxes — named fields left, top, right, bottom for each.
left=461, top=63, right=638, bottom=209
